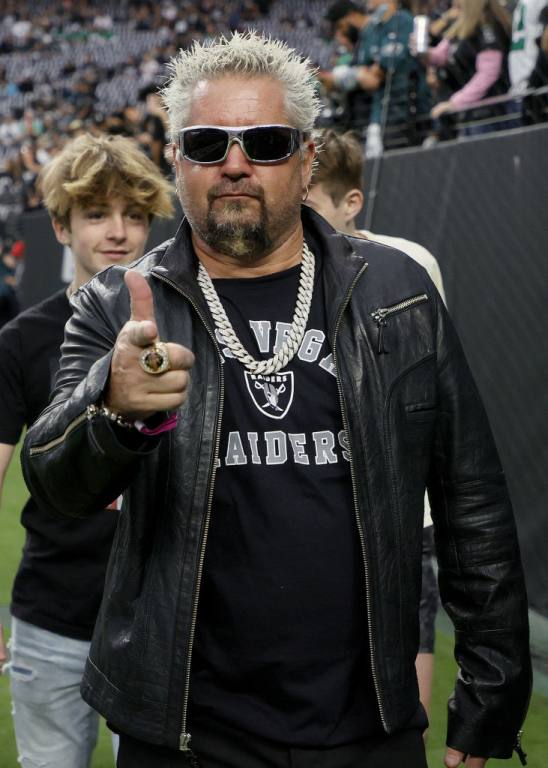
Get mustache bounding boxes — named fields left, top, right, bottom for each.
left=207, top=182, right=264, bottom=202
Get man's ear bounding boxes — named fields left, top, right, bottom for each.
left=52, top=218, right=71, bottom=247
left=343, top=188, right=364, bottom=225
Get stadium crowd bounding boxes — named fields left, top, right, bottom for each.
left=1, top=0, right=547, bottom=320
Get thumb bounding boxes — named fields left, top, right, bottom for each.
left=124, top=270, right=158, bottom=345
left=445, top=748, right=465, bottom=767
left=125, top=270, right=156, bottom=324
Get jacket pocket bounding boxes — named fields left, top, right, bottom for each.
left=371, top=294, right=429, bottom=354
left=405, top=402, right=437, bottom=423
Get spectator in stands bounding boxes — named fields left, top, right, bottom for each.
left=0, top=133, right=174, bottom=768
left=137, top=84, right=171, bottom=176
left=305, top=128, right=445, bottom=727
left=524, top=4, right=548, bottom=119
left=530, top=4, right=548, bottom=82
left=320, top=0, right=428, bottom=156
left=0, top=66, right=21, bottom=97
left=421, top=0, right=512, bottom=133
left=320, top=1, right=372, bottom=128
left=0, top=110, right=25, bottom=145
left=509, top=0, right=546, bottom=93
left=19, top=141, right=43, bottom=209
left=429, top=0, right=462, bottom=42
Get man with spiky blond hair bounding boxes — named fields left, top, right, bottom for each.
left=0, top=133, right=173, bottom=768
left=23, top=33, right=530, bottom=768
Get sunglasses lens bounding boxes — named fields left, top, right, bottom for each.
left=181, top=126, right=298, bottom=164
left=183, top=128, right=229, bottom=163
left=244, top=126, right=294, bottom=161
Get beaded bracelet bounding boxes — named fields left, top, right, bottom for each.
left=86, top=403, right=134, bottom=428
left=86, top=403, right=178, bottom=436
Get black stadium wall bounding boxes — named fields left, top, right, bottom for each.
left=16, top=123, right=548, bottom=617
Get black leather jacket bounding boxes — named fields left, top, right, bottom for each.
left=22, top=208, right=531, bottom=759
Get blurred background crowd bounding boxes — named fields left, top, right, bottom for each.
left=1, top=0, right=547, bottom=323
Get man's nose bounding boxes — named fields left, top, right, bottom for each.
left=221, top=139, right=253, bottom=178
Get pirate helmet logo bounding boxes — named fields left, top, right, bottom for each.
left=244, top=371, right=294, bottom=420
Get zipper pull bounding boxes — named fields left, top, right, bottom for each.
left=180, top=733, right=201, bottom=766
left=372, top=310, right=389, bottom=354
left=514, top=730, right=527, bottom=765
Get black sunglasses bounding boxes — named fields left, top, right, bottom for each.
left=178, top=124, right=303, bottom=165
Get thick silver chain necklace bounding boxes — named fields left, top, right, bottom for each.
left=197, top=242, right=315, bottom=375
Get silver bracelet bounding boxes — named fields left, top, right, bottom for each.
left=86, top=403, right=135, bottom=429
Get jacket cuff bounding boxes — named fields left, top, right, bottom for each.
left=446, top=628, right=531, bottom=760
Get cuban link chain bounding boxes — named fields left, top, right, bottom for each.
left=197, top=242, right=315, bottom=375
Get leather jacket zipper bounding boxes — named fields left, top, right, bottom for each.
left=332, top=259, right=389, bottom=732
left=28, top=410, right=89, bottom=455
left=151, top=272, right=224, bottom=758
left=371, top=293, right=429, bottom=354
left=514, top=728, right=527, bottom=765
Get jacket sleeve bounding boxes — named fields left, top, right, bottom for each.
left=21, top=272, right=160, bottom=519
left=427, top=291, right=531, bottom=759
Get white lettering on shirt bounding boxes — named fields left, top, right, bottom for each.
left=288, top=433, right=310, bottom=465
left=217, top=430, right=350, bottom=468
left=250, top=320, right=272, bottom=353
left=298, top=329, right=326, bottom=362
left=273, top=322, right=292, bottom=354
left=312, top=431, right=338, bottom=464
left=225, top=431, right=248, bottom=466
left=265, top=430, right=288, bottom=465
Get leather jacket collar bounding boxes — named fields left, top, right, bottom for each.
left=150, top=205, right=368, bottom=344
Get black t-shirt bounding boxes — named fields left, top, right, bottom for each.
left=439, top=21, right=510, bottom=99
left=189, top=253, right=382, bottom=747
left=0, top=289, right=117, bottom=641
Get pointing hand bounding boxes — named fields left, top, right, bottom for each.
left=105, top=270, right=195, bottom=421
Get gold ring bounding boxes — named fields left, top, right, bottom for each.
left=139, top=342, right=171, bottom=375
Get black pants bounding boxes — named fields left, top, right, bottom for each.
left=117, top=722, right=428, bottom=768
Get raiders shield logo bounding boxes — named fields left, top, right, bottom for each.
left=245, top=371, right=294, bottom=420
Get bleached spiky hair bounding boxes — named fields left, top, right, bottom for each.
left=162, top=31, right=321, bottom=142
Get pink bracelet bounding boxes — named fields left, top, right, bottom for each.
left=134, top=411, right=178, bottom=436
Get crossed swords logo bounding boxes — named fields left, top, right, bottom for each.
left=254, top=379, right=286, bottom=412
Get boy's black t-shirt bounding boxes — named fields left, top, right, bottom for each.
left=0, top=289, right=117, bottom=641
left=189, top=252, right=383, bottom=747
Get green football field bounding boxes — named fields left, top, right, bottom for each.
left=1, top=443, right=546, bottom=767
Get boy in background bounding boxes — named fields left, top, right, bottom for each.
left=0, top=133, right=173, bottom=768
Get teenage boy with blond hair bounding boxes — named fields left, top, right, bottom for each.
left=0, top=133, right=173, bottom=768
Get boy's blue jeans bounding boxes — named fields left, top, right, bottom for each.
left=7, top=617, right=117, bottom=768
